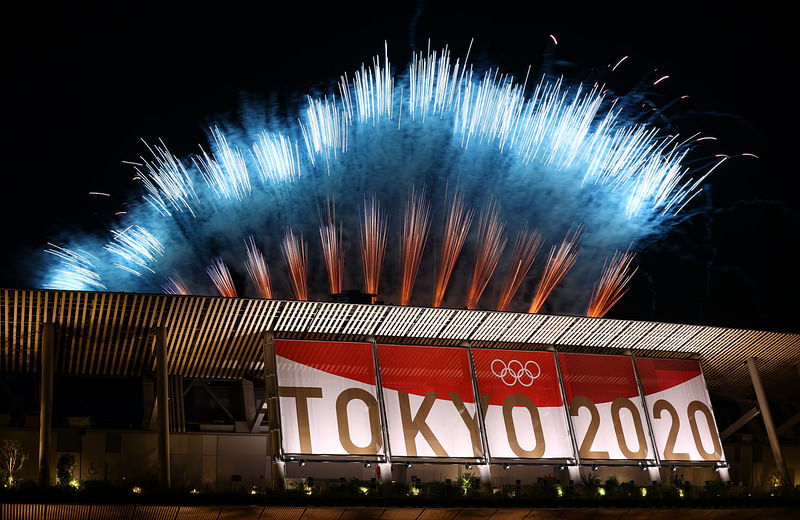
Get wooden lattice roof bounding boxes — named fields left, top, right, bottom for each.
left=2, top=288, right=799, bottom=399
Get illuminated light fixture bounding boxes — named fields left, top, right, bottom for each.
left=299, top=460, right=306, bottom=467
left=406, top=462, right=412, bottom=468
left=591, top=465, right=599, bottom=471
left=503, top=463, right=510, bottom=470
left=364, top=462, right=371, bottom=468
left=465, top=464, right=472, bottom=469
left=559, top=465, right=566, bottom=471
left=671, top=466, right=678, bottom=472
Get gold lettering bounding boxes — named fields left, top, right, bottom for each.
left=687, top=401, right=723, bottom=460
left=449, top=392, right=484, bottom=457
left=336, top=388, right=382, bottom=455
left=503, top=394, right=546, bottom=458
left=610, top=397, right=647, bottom=459
left=653, top=399, right=690, bottom=460
left=398, top=391, right=448, bottom=457
left=570, top=396, right=610, bottom=459
left=279, top=386, right=323, bottom=454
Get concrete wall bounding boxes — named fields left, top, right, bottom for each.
left=0, top=427, right=269, bottom=492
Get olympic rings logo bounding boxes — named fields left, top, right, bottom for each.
left=490, top=359, right=541, bottom=387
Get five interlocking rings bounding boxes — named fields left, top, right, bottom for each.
left=490, top=359, right=541, bottom=387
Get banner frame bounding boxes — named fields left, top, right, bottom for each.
left=274, top=337, right=388, bottom=461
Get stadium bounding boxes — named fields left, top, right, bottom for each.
left=2, top=6, right=798, bottom=516
left=1, top=288, right=798, bottom=495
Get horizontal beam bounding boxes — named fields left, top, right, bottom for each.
left=719, top=406, right=760, bottom=440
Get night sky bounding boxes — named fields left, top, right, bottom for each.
left=2, top=2, right=797, bottom=332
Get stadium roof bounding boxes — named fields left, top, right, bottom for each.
left=1, top=288, right=798, bottom=399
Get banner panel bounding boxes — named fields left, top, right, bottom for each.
left=472, top=349, right=573, bottom=460
left=635, top=357, right=725, bottom=462
left=377, top=344, right=480, bottom=459
left=276, top=339, right=383, bottom=456
left=559, top=353, right=655, bottom=461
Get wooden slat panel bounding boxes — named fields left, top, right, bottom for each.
left=1, top=288, right=799, bottom=400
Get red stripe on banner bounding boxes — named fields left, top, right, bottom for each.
left=275, top=339, right=377, bottom=386
left=377, top=344, right=475, bottom=403
left=635, top=357, right=702, bottom=395
left=472, top=349, right=563, bottom=407
left=559, top=352, right=640, bottom=404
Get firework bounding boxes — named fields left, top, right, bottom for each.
left=399, top=187, right=431, bottom=306
left=104, top=225, right=164, bottom=277
left=206, top=258, right=237, bottom=297
left=360, top=196, right=389, bottom=301
left=135, top=139, right=197, bottom=217
left=319, top=197, right=343, bottom=295
left=193, top=126, right=252, bottom=201
left=465, top=200, right=507, bottom=310
left=528, top=227, right=582, bottom=313
left=433, top=189, right=474, bottom=308
left=44, top=244, right=106, bottom=291
left=161, top=274, right=190, bottom=295
left=39, top=43, right=722, bottom=313
left=587, top=248, right=638, bottom=318
left=244, top=236, right=272, bottom=299
left=496, top=227, right=542, bottom=312
left=281, top=228, right=308, bottom=301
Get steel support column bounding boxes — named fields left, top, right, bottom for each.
left=263, top=331, right=284, bottom=490
left=38, top=322, right=54, bottom=487
left=746, top=357, right=792, bottom=485
left=155, top=326, right=171, bottom=490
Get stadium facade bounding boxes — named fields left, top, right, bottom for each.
left=1, top=288, right=798, bottom=492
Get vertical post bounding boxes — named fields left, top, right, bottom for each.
left=155, top=326, right=171, bottom=490
left=38, top=322, right=55, bottom=487
left=746, top=357, right=791, bottom=485
left=630, top=354, right=662, bottom=484
left=463, top=341, right=492, bottom=487
left=551, top=346, right=581, bottom=483
left=263, top=331, right=284, bottom=490
left=368, top=336, right=392, bottom=484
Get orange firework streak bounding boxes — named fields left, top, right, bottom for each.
left=465, top=201, right=507, bottom=310
left=318, top=197, right=343, bottom=295
left=587, top=248, right=637, bottom=318
left=163, top=274, right=190, bottom=295
left=496, top=227, right=542, bottom=311
left=359, top=195, right=388, bottom=301
left=399, top=187, right=431, bottom=306
left=432, top=190, right=473, bottom=308
left=244, top=235, right=272, bottom=299
left=281, top=228, right=308, bottom=301
left=206, top=257, right=237, bottom=297
left=528, top=227, right=582, bottom=313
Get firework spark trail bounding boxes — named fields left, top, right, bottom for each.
left=528, top=227, right=583, bottom=313
left=319, top=198, right=343, bottom=295
left=281, top=228, right=308, bottom=301
left=135, top=139, right=197, bottom=217
left=399, top=186, right=431, bottom=306
left=104, top=225, right=165, bottom=276
left=161, top=274, right=190, bottom=295
left=496, top=227, right=542, bottom=311
left=206, top=257, right=237, bottom=297
left=244, top=236, right=272, bottom=299
left=250, top=131, right=302, bottom=184
left=587, top=248, right=638, bottom=318
left=360, top=195, right=389, bottom=300
left=44, top=244, right=106, bottom=290
left=193, top=126, right=252, bottom=201
left=465, top=200, right=507, bottom=309
left=433, top=189, right=473, bottom=308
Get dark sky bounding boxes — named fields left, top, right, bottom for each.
left=1, top=1, right=797, bottom=332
